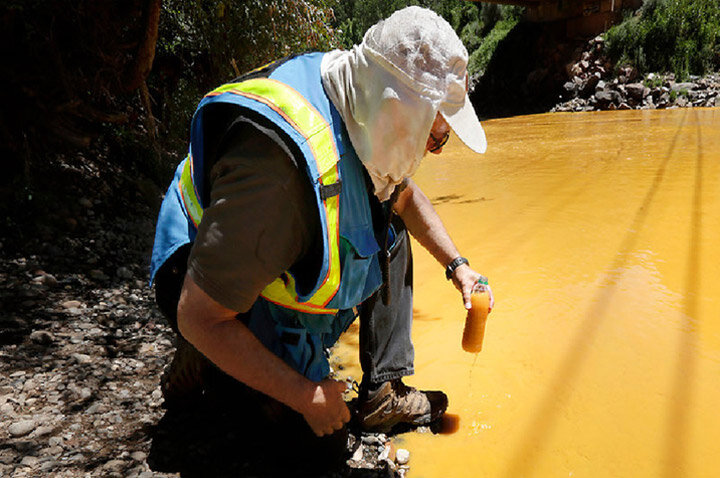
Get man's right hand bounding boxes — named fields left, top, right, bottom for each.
left=178, top=275, right=351, bottom=437
left=299, top=379, right=351, bottom=436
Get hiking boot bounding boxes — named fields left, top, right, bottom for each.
left=356, top=379, right=448, bottom=433
left=160, top=335, right=210, bottom=408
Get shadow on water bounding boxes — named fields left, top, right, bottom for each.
left=663, top=109, right=704, bottom=478
left=431, top=194, right=491, bottom=206
left=502, top=110, right=690, bottom=478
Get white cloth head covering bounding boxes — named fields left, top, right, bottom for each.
left=321, top=6, right=486, bottom=201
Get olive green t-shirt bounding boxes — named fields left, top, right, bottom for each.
left=187, top=115, right=320, bottom=313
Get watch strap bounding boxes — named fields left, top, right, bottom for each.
left=445, top=256, right=469, bottom=280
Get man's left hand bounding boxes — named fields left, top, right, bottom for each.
left=451, top=264, right=494, bottom=311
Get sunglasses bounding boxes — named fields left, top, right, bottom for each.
left=428, top=131, right=450, bottom=153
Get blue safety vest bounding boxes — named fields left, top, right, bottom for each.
left=150, top=53, right=384, bottom=380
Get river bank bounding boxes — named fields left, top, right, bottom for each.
left=470, top=20, right=720, bottom=119
left=552, top=35, right=720, bottom=112
left=0, top=155, right=405, bottom=477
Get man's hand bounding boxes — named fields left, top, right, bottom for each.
left=452, top=263, right=495, bottom=311
left=393, top=180, right=495, bottom=313
left=298, top=379, right=351, bottom=436
left=178, top=275, right=350, bottom=437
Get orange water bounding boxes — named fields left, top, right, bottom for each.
left=335, top=108, right=720, bottom=478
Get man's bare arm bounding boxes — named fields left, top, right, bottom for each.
left=176, top=274, right=350, bottom=436
left=393, top=179, right=484, bottom=309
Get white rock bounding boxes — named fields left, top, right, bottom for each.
left=130, top=451, right=147, bottom=462
left=20, top=455, right=40, bottom=467
left=61, top=300, right=83, bottom=309
left=9, top=420, right=37, bottom=437
left=72, top=353, right=92, bottom=365
left=396, top=448, right=410, bottom=465
left=351, top=444, right=364, bottom=462
left=34, top=425, right=54, bottom=437
left=48, top=437, right=63, bottom=447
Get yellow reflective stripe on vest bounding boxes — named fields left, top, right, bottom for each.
left=178, top=156, right=203, bottom=228
left=208, top=79, right=338, bottom=176
left=191, top=78, right=342, bottom=314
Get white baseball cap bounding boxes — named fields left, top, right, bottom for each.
left=362, top=6, right=487, bottom=154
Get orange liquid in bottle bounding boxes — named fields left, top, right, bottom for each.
left=462, top=291, right=490, bottom=353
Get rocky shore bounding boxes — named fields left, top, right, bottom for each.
left=0, top=155, right=409, bottom=477
left=553, top=36, right=720, bottom=112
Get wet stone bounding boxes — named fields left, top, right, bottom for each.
left=396, top=448, right=410, bottom=465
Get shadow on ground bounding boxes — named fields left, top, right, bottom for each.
left=147, top=385, right=395, bottom=478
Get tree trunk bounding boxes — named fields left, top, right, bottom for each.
left=124, top=0, right=161, bottom=92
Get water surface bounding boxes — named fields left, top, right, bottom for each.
left=336, top=108, right=720, bottom=478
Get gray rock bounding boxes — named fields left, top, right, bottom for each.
left=29, top=330, right=55, bottom=346
left=581, top=74, right=600, bottom=98
left=20, top=455, right=40, bottom=467
left=90, top=269, right=108, bottom=281
left=48, top=437, right=63, bottom=447
left=41, top=446, right=63, bottom=456
left=0, top=448, right=18, bottom=464
left=671, top=82, right=696, bottom=92
left=71, top=353, right=92, bottom=365
left=361, top=435, right=383, bottom=446
left=34, top=426, right=54, bottom=437
left=625, top=83, right=648, bottom=100
left=595, top=90, right=619, bottom=107
left=9, top=420, right=37, bottom=437
left=116, top=267, right=133, bottom=279
left=130, top=451, right=147, bottom=462
left=103, top=459, right=126, bottom=472
left=658, top=92, right=671, bottom=107
left=36, top=273, right=58, bottom=287
left=61, top=300, right=83, bottom=309
left=38, top=460, right=58, bottom=473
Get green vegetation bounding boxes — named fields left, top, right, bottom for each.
left=331, top=1, right=524, bottom=76
left=468, top=15, right=522, bottom=75
left=605, top=0, right=720, bottom=79
left=156, top=0, right=340, bottom=147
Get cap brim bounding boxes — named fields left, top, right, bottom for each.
left=440, top=94, right=487, bottom=154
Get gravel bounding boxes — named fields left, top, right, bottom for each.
left=1, top=150, right=408, bottom=477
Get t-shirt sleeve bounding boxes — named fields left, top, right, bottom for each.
left=187, top=120, right=319, bottom=313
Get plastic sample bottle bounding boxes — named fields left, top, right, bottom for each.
left=462, top=288, right=491, bottom=353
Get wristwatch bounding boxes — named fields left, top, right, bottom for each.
left=445, top=256, right=469, bottom=280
